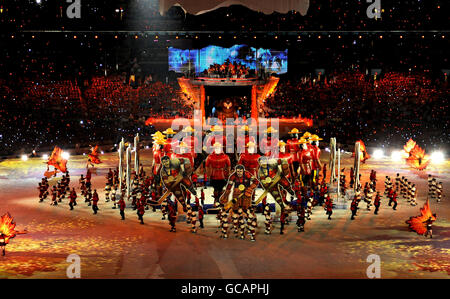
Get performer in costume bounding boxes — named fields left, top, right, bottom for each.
left=260, top=127, right=279, bottom=157
left=69, top=188, right=77, bottom=210
left=159, top=155, right=197, bottom=232
left=297, top=138, right=313, bottom=188
left=171, top=142, right=195, bottom=171
left=286, top=128, right=301, bottom=173
left=273, top=140, right=295, bottom=179
left=92, top=190, right=99, bottom=214
left=238, top=141, right=260, bottom=177
left=204, top=125, right=227, bottom=153
left=374, top=191, right=381, bottom=215
left=205, top=142, right=231, bottom=205
left=325, top=195, right=333, bottom=220
left=262, top=197, right=272, bottom=234
left=257, top=156, right=295, bottom=234
left=268, top=140, right=295, bottom=206
left=162, top=128, right=179, bottom=156
left=436, top=182, right=443, bottom=203
left=152, top=136, right=166, bottom=203
left=118, top=196, right=126, bottom=220
left=349, top=167, right=355, bottom=189
left=310, top=134, right=323, bottom=184
left=181, top=126, right=201, bottom=169
left=220, top=165, right=259, bottom=240
left=236, top=125, right=256, bottom=154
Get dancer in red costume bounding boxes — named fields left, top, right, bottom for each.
left=297, top=138, right=313, bottom=188
left=205, top=142, right=231, bottom=204
left=286, top=128, right=301, bottom=173
left=162, top=128, right=179, bottom=156
left=238, top=141, right=260, bottom=177
left=236, top=125, right=256, bottom=154
left=273, top=141, right=295, bottom=180
left=171, top=141, right=195, bottom=170
left=181, top=126, right=200, bottom=159
left=151, top=137, right=165, bottom=176
left=204, top=125, right=227, bottom=153
left=310, top=134, right=323, bottom=184
left=260, top=126, right=279, bottom=157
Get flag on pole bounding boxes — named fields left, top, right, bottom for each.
left=88, top=145, right=102, bottom=164
left=47, top=146, right=68, bottom=173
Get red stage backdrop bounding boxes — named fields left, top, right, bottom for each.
left=159, top=0, right=310, bottom=16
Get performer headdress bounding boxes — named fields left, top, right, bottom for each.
left=310, top=134, right=323, bottom=141
left=210, top=125, right=224, bottom=132
left=264, top=126, right=278, bottom=133
left=163, top=128, right=177, bottom=135
left=182, top=126, right=195, bottom=133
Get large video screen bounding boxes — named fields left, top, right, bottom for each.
left=169, top=45, right=288, bottom=74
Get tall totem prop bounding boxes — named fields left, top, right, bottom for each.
left=354, top=141, right=361, bottom=192
left=126, top=145, right=131, bottom=199
left=118, top=138, right=124, bottom=192
left=329, top=138, right=337, bottom=184
left=134, top=133, right=140, bottom=176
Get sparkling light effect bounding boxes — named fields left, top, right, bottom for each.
left=391, top=150, right=403, bottom=162
left=373, top=149, right=384, bottom=159
left=61, top=151, right=70, bottom=160
left=430, top=151, right=445, bottom=164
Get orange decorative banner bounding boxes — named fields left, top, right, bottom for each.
left=47, top=146, right=68, bottom=173
left=88, top=145, right=102, bottom=164
left=406, top=199, right=436, bottom=235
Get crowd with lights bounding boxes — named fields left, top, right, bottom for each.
left=264, top=71, right=449, bottom=149
left=0, top=77, right=194, bottom=156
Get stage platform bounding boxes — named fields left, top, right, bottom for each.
left=177, top=76, right=280, bottom=120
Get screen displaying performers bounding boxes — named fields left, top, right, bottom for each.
left=168, top=44, right=288, bottom=75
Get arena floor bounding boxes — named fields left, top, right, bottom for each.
left=0, top=150, right=448, bottom=278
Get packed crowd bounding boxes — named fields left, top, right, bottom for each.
left=264, top=71, right=449, bottom=149
left=0, top=77, right=194, bottom=156
left=204, top=60, right=252, bottom=78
